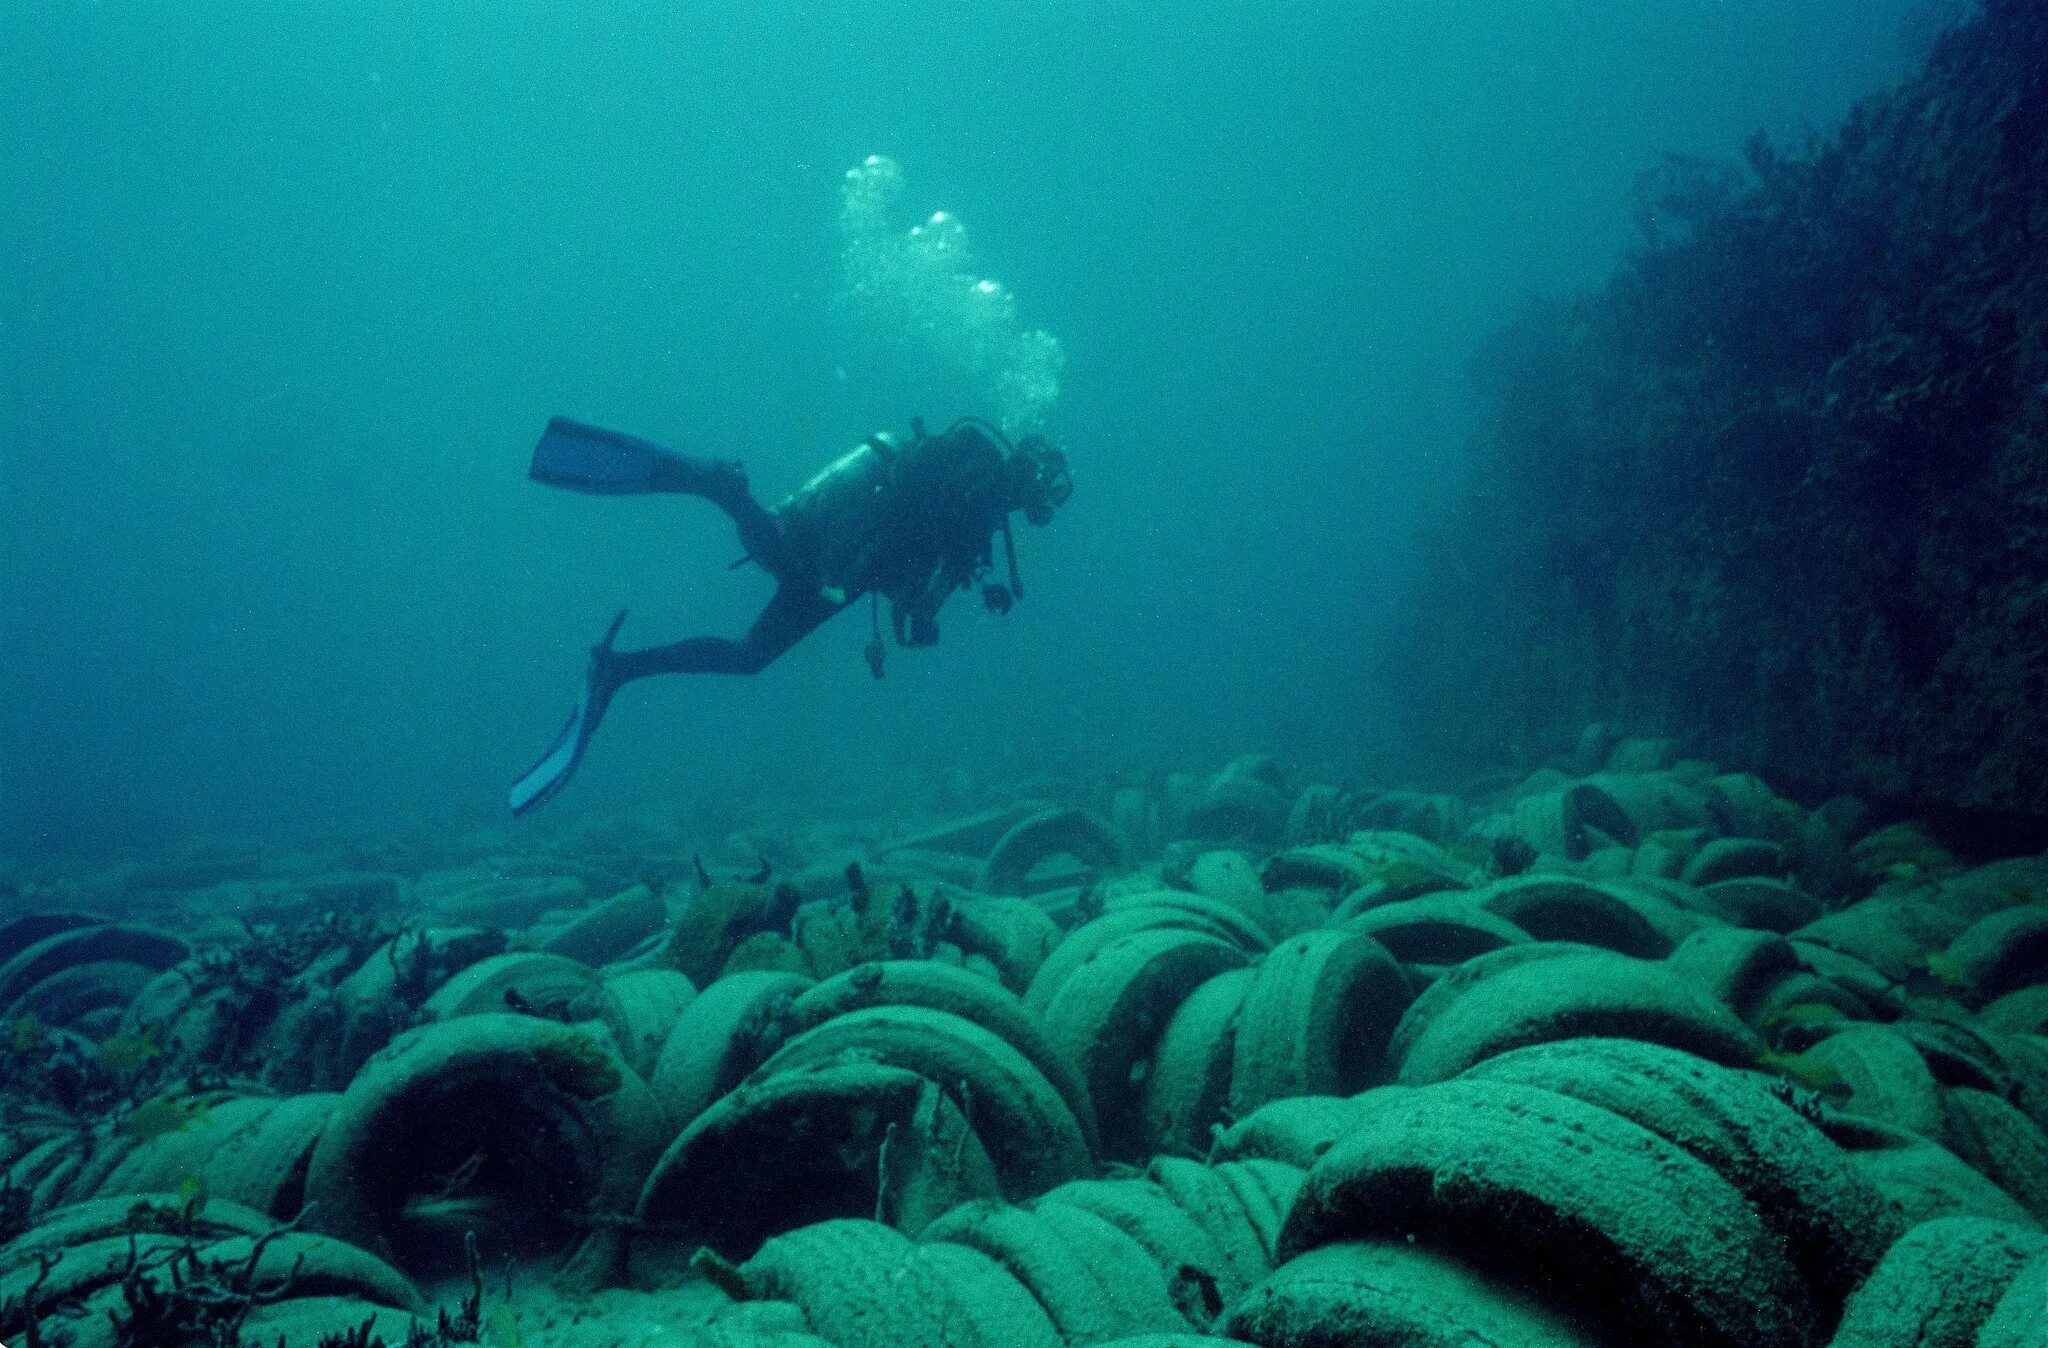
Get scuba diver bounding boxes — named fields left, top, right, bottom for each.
left=508, top=415, right=1073, bottom=813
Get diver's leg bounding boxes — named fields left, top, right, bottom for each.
left=529, top=417, right=786, bottom=570
left=608, top=584, right=847, bottom=680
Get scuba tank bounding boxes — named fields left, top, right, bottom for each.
left=773, top=421, right=1011, bottom=593
left=772, top=432, right=905, bottom=591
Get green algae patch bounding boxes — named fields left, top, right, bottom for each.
left=535, top=1025, right=624, bottom=1100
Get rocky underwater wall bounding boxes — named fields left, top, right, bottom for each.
left=1392, top=0, right=2048, bottom=819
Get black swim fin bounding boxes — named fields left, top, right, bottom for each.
left=529, top=417, right=682, bottom=495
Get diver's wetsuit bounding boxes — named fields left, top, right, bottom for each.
left=536, top=416, right=1015, bottom=682
left=510, top=416, right=1048, bottom=814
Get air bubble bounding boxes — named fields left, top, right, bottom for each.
left=833, top=156, right=1063, bottom=434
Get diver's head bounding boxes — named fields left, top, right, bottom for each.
left=1009, top=434, right=1071, bottom=526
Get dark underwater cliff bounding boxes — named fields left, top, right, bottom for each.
left=1394, top=0, right=2048, bottom=819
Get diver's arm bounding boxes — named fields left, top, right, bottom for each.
left=891, top=546, right=980, bottom=647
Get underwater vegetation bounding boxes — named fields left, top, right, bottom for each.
left=2, top=735, right=2048, bottom=1345
left=1392, top=0, right=2048, bottom=818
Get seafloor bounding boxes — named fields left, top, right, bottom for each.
left=2, top=736, right=2045, bottom=1346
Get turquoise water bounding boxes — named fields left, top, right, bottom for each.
left=0, top=2, right=1929, bottom=857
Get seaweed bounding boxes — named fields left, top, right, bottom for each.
left=0, top=1250, right=74, bottom=1348
left=104, top=1221, right=305, bottom=1348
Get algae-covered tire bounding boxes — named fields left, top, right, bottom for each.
left=1147, top=1157, right=1280, bottom=1295
left=87, top=1094, right=273, bottom=1202
left=540, top=883, right=668, bottom=967
left=1693, top=878, right=1820, bottom=933
left=1943, top=1086, right=2048, bottom=1222
left=1482, top=786, right=1588, bottom=858
left=691, top=1299, right=837, bottom=1348
left=1042, top=928, right=1248, bottom=1159
left=333, top=926, right=505, bottom=1019
left=1280, top=1079, right=1819, bottom=1348
left=1581, top=771, right=1708, bottom=838
left=1983, top=985, right=2048, bottom=1035
left=1460, top=1037, right=1902, bottom=1322
left=184, top=1230, right=426, bottom=1313
left=1830, top=1217, right=2047, bottom=1348
left=0, top=912, right=100, bottom=965
left=1828, top=1115, right=2038, bottom=1228
left=0, top=1192, right=276, bottom=1271
left=1338, top=895, right=1530, bottom=965
left=1664, top=927, right=1801, bottom=1021
left=234, top=1298, right=423, bottom=1348
left=1228, top=930, right=1410, bottom=1117
left=200, top=1089, right=335, bottom=1217
left=62, top=1101, right=190, bottom=1207
left=91, top=1092, right=335, bottom=1218
left=1143, top=968, right=1255, bottom=1159
left=1383, top=942, right=1592, bottom=1069
left=2004, top=1034, right=2048, bottom=1131
left=1211, top=1096, right=1371, bottom=1169
left=5, top=1134, right=87, bottom=1220
left=1109, top=890, right=1276, bottom=955
left=1788, top=939, right=1901, bottom=1013
left=1182, top=773, right=1290, bottom=844
left=1942, top=906, right=2048, bottom=1008
left=649, top=970, right=811, bottom=1130
left=425, top=872, right=585, bottom=927
left=923, top=1200, right=1192, bottom=1342
left=0, top=923, right=189, bottom=1010
left=1090, top=1338, right=1258, bottom=1348
left=979, top=807, right=1122, bottom=895
left=419, top=950, right=597, bottom=1020
left=1791, top=897, right=1968, bottom=983
left=1027, top=907, right=1253, bottom=1015
left=793, top=960, right=1098, bottom=1155
left=595, top=967, right=699, bottom=1079
left=1746, top=971, right=1877, bottom=1034
left=1680, top=837, right=1786, bottom=886
left=1, top=1233, right=191, bottom=1337
left=4, top=1221, right=422, bottom=1348
left=742, top=1219, right=1047, bottom=1348
left=26, top=1152, right=86, bottom=1220
left=1393, top=948, right=1760, bottom=1084
left=1211, top=1160, right=1303, bottom=1267
left=636, top=1059, right=1002, bottom=1261
left=2, top=960, right=157, bottom=1028
left=302, top=1013, right=666, bottom=1274
left=1598, top=876, right=1715, bottom=946
left=1220, top=1240, right=1597, bottom=1348
left=948, top=895, right=1065, bottom=993
left=753, top=1004, right=1091, bottom=1198
left=1262, top=846, right=1373, bottom=894
left=914, top=1240, right=1066, bottom=1348
left=736, top=1219, right=995, bottom=1348
left=1037, top=1176, right=1246, bottom=1303
left=1895, top=1018, right=2018, bottom=1095
left=1977, top=1247, right=2048, bottom=1348
left=1477, top=877, right=1671, bottom=957
left=1034, top=1201, right=1202, bottom=1334
left=1804, top=1024, right=1945, bottom=1137
left=1703, top=773, right=1799, bottom=842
